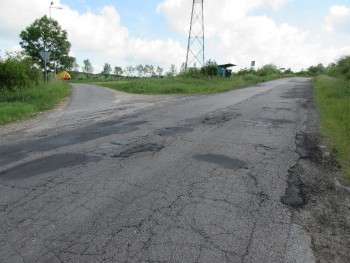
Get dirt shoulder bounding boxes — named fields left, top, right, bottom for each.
left=293, top=86, right=350, bottom=262
left=0, top=97, right=71, bottom=137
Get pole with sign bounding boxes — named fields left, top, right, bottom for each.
left=39, top=51, right=50, bottom=86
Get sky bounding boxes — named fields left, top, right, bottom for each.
left=0, top=0, right=350, bottom=73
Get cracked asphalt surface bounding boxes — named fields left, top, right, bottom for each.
left=0, top=79, right=324, bottom=262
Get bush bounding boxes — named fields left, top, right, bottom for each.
left=336, top=55, right=350, bottom=80
left=257, top=64, right=280, bottom=76
left=0, top=55, right=41, bottom=92
left=200, top=60, right=218, bottom=76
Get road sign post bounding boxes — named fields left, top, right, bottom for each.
left=39, top=51, right=50, bottom=86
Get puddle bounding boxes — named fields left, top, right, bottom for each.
left=193, top=154, right=248, bottom=170
left=0, top=154, right=90, bottom=180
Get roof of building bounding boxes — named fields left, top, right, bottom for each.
left=218, top=63, right=237, bottom=68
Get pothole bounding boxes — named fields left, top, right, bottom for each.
left=112, top=142, right=164, bottom=158
left=193, top=154, right=248, bottom=170
left=281, top=164, right=305, bottom=207
left=157, top=126, right=193, bottom=137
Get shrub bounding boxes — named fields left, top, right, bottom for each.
left=0, top=55, right=41, bottom=92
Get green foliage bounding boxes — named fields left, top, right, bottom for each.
left=334, top=55, right=350, bottom=80
left=178, top=67, right=201, bottom=78
left=19, top=15, right=75, bottom=71
left=166, top=64, right=177, bottom=77
left=82, top=59, right=93, bottom=78
left=93, top=73, right=282, bottom=95
left=314, top=75, right=350, bottom=180
left=237, top=67, right=256, bottom=76
left=114, top=66, right=123, bottom=76
left=200, top=59, right=218, bottom=76
left=307, top=63, right=326, bottom=76
left=257, top=64, right=280, bottom=76
left=0, top=80, right=70, bottom=125
left=0, top=53, right=41, bottom=92
left=102, top=63, right=112, bottom=78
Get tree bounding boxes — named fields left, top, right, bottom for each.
left=166, top=64, right=177, bottom=77
left=124, top=66, right=135, bottom=77
left=307, top=63, right=325, bottom=76
left=102, top=63, right=112, bottom=78
left=114, top=66, right=123, bottom=76
left=336, top=55, right=350, bottom=80
left=179, top=62, right=186, bottom=74
left=156, top=66, right=163, bottom=77
left=82, top=59, right=94, bottom=78
left=257, top=64, right=280, bottom=76
left=19, top=15, right=75, bottom=71
left=136, top=64, right=144, bottom=77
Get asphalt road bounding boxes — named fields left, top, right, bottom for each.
left=0, top=79, right=316, bottom=262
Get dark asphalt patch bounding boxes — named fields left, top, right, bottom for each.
left=202, top=111, right=242, bottom=124
left=281, top=164, right=305, bottom=207
left=193, top=154, right=248, bottom=170
left=157, top=127, right=193, bottom=137
left=182, top=108, right=241, bottom=125
left=0, top=119, right=148, bottom=166
left=112, top=143, right=164, bottom=158
left=0, top=154, right=89, bottom=180
left=280, top=84, right=312, bottom=99
left=244, top=118, right=294, bottom=128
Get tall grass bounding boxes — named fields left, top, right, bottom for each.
left=314, top=75, right=350, bottom=180
left=0, top=80, right=71, bottom=125
left=93, top=74, right=284, bottom=95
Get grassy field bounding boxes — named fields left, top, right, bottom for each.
left=93, top=74, right=284, bottom=94
left=0, top=80, right=71, bottom=125
left=314, top=75, right=350, bottom=180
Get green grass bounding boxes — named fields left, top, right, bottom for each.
left=314, top=75, right=350, bottom=181
left=92, top=74, right=285, bottom=95
left=0, top=80, right=71, bottom=125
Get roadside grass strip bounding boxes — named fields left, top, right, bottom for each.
left=314, top=75, right=350, bottom=180
left=93, top=74, right=287, bottom=95
left=0, top=80, right=70, bottom=125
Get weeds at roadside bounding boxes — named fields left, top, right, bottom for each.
left=314, top=75, right=350, bottom=181
left=0, top=80, right=70, bottom=125
left=92, top=74, right=287, bottom=95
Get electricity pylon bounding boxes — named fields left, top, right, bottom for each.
left=185, top=0, right=204, bottom=69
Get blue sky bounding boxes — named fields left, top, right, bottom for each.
left=1, top=0, right=350, bottom=72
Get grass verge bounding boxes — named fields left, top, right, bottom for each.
left=314, top=75, right=350, bottom=181
left=93, top=74, right=286, bottom=95
left=0, top=80, right=71, bottom=125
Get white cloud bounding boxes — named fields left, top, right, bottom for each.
left=157, top=0, right=350, bottom=71
left=324, top=5, right=350, bottom=33
left=0, top=0, right=185, bottom=72
left=0, top=0, right=46, bottom=38
left=1, top=0, right=349, bottom=72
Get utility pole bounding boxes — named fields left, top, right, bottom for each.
left=185, top=0, right=205, bottom=70
left=49, top=2, right=63, bottom=78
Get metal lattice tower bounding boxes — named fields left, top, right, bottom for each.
left=185, top=0, right=204, bottom=69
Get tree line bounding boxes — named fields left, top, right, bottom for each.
left=81, top=59, right=178, bottom=78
